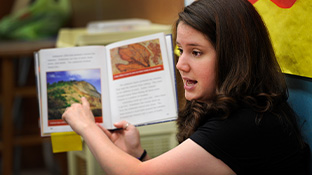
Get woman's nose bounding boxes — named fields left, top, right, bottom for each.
left=176, top=54, right=190, bottom=72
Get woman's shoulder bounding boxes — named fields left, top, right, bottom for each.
left=216, top=105, right=287, bottom=128
left=192, top=105, right=291, bottom=146
left=203, top=107, right=262, bottom=130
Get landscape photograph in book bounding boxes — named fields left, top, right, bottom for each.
left=110, top=38, right=164, bottom=80
left=46, top=69, right=103, bottom=126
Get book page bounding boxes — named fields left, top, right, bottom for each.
left=105, top=33, right=177, bottom=127
left=34, top=53, right=45, bottom=136
left=166, top=35, right=179, bottom=112
left=37, top=46, right=111, bottom=135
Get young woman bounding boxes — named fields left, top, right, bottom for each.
left=62, top=0, right=310, bottom=174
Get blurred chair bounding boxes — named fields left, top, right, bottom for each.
left=286, top=74, right=312, bottom=173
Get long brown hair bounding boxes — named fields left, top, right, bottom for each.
left=175, top=0, right=303, bottom=145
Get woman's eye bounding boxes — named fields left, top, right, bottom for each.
left=192, top=50, right=202, bottom=57
left=178, top=48, right=183, bottom=54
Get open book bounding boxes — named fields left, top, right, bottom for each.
left=35, top=33, right=178, bottom=136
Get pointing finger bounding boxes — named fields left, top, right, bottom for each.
left=81, top=97, right=90, bottom=109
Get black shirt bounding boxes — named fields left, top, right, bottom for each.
left=190, top=107, right=310, bottom=175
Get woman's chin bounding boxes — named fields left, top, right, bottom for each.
left=185, top=93, right=196, bottom=101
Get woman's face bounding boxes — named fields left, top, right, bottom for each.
left=176, top=22, right=217, bottom=102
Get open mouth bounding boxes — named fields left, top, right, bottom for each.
left=186, top=79, right=198, bottom=86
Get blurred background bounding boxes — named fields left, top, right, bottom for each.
left=1, top=0, right=310, bottom=175
left=0, top=0, right=185, bottom=174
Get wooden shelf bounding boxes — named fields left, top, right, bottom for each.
left=0, top=86, right=37, bottom=103
left=0, top=135, right=49, bottom=151
left=15, top=86, right=37, bottom=97
left=0, top=39, right=55, bottom=57
left=14, top=135, right=49, bottom=147
left=0, top=39, right=55, bottom=175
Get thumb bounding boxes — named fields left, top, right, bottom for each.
left=114, top=120, right=128, bottom=129
left=97, top=123, right=113, bottom=140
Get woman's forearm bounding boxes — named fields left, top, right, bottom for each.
left=81, top=123, right=143, bottom=174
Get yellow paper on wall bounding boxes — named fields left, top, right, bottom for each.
left=51, top=132, right=82, bottom=153
left=252, top=0, right=312, bottom=78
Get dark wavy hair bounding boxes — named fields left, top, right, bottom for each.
left=175, top=0, right=304, bottom=145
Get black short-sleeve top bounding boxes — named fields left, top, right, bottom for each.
left=190, top=107, right=309, bottom=175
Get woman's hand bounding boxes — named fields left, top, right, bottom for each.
left=62, top=97, right=146, bottom=159
left=62, top=97, right=96, bottom=135
left=97, top=121, right=145, bottom=159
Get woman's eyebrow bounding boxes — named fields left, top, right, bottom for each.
left=176, top=41, right=202, bottom=47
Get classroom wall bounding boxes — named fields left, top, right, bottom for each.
left=69, top=0, right=184, bottom=27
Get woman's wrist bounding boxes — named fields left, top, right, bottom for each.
left=80, top=122, right=100, bottom=138
left=137, top=149, right=147, bottom=161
